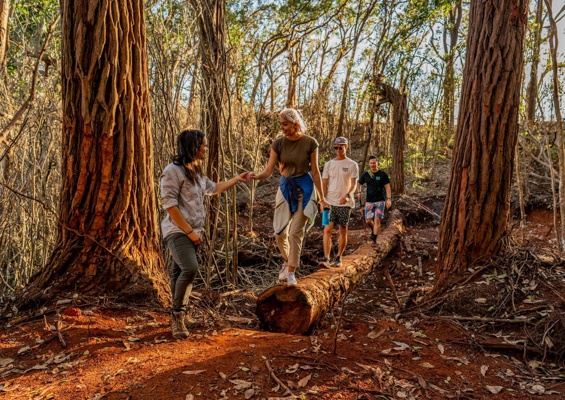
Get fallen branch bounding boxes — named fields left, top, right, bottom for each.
left=265, top=360, right=295, bottom=397
left=439, top=315, right=536, bottom=325
left=384, top=269, right=402, bottom=308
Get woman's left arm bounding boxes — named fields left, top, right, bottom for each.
left=310, top=150, right=329, bottom=210
left=214, top=172, right=250, bottom=195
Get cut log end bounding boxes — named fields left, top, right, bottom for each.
left=256, top=285, right=313, bottom=334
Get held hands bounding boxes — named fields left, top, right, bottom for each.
left=238, top=172, right=253, bottom=183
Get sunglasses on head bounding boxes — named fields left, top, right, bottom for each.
left=334, top=146, right=345, bottom=150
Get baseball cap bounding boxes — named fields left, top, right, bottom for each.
left=334, top=137, right=348, bottom=145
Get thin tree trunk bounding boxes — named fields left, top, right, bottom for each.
left=438, top=0, right=463, bottom=153
left=21, top=0, right=168, bottom=307
left=515, top=139, right=527, bottom=227
left=526, top=0, right=544, bottom=122
left=192, top=0, right=225, bottom=183
left=545, top=0, right=565, bottom=249
left=376, top=80, right=406, bottom=195
left=286, top=41, right=300, bottom=108
left=336, top=0, right=378, bottom=138
left=436, top=0, right=529, bottom=290
left=0, top=0, right=8, bottom=70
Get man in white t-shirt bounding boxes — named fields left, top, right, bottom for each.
left=319, top=136, right=359, bottom=268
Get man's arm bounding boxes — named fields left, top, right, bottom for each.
left=384, top=183, right=392, bottom=208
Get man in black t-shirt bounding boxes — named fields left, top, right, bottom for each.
left=356, top=156, right=391, bottom=246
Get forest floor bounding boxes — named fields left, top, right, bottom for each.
left=1, top=148, right=565, bottom=400
left=1, top=202, right=564, bottom=400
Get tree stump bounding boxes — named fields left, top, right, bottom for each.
left=256, top=209, right=404, bottom=334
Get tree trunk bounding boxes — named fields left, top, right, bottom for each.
left=192, top=0, right=225, bottom=183
left=0, top=0, right=9, bottom=69
left=286, top=41, right=300, bottom=109
left=438, top=0, right=463, bottom=153
left=376, top=80, right=406, bottom=195
left=525, top=0, right=543, bottom=122
left=256, top=210, right=404, bottom=334
left=436, top=0, right=529, bottom=290
left=21, top=0, right=169, bottom=307
left=545, top=0, right=565, bottom=249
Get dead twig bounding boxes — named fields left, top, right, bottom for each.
left=438, top=315, right=536, bottom=325
left=384, top=269, right=402, bottom=308
left=265, top=360, right=295, bottom=397
left=333, top=290, right=350, bottom=355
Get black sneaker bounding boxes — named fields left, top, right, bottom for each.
left=332, top=256, right=342, bottom=267
left=318, top=257, right=330, bottom=269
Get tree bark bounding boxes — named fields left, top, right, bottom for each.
left=525, top=0, right=543, bottom=122
left=286, top=40, right=301, bottom=109
left=438, top=0, right=463, bottom=153
left=21, top=0, right=168, bottom=307
left=436, top=0, right=529, bottom=290
left=545, top=0, right=565, bottom=249
left=256, top=210, right=404, bottom=334
left=192, top=0, right=225, bottom=183
left=376, top=79, right=406, bottom=195
left=0, top=0, right=9, bottom=69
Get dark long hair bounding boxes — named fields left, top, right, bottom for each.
left=173, top=129, right=205, bottom=184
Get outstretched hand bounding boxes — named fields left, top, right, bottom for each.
left=238, top=172, right=253, bottom=183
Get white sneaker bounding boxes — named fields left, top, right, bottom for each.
left=278, top=262, right=288, bottom=280
left=287, top=272, right=297, bottom=285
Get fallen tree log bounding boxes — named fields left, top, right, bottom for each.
left=256, top=209, right=405, bottom=334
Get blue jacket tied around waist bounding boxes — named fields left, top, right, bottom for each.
left=279, top=174, right=314, bottom=213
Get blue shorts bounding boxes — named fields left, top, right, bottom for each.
left=364, top=201, right=385, bottom=221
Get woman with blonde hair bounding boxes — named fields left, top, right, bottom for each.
left=252, top=109, right=328, bottom=285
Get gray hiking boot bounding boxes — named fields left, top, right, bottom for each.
left=170, top=311, right=189, bottom=339
left=332, top=256, right=342, bottom=267
left=183, top=312, right=200, bottom=329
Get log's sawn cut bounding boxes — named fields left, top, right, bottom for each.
left=256, top=209, right=405, bottom=334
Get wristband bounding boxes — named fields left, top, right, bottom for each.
left=186, top=229, right=194, bottom=235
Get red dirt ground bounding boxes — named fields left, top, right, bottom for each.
left=1, top=210, right=564, bottom=399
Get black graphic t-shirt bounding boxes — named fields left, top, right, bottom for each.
left=358, top=170, right=390, bottom=202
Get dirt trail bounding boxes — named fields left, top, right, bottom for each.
left=1, top=210, right=564, bottom=399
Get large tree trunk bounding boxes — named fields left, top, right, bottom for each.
left=21, top=0, right=169, bottom=307
left=256, top=210, right=404, bottom=334
left=436, top=0, right=529, bottom=290
left=0, top=0, right=8, bottom=69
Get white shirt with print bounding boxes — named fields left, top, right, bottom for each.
left=322, top=157, right=359, bottom=208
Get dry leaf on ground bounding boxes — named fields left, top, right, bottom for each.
left=486, top=385, right=503, bottom=394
